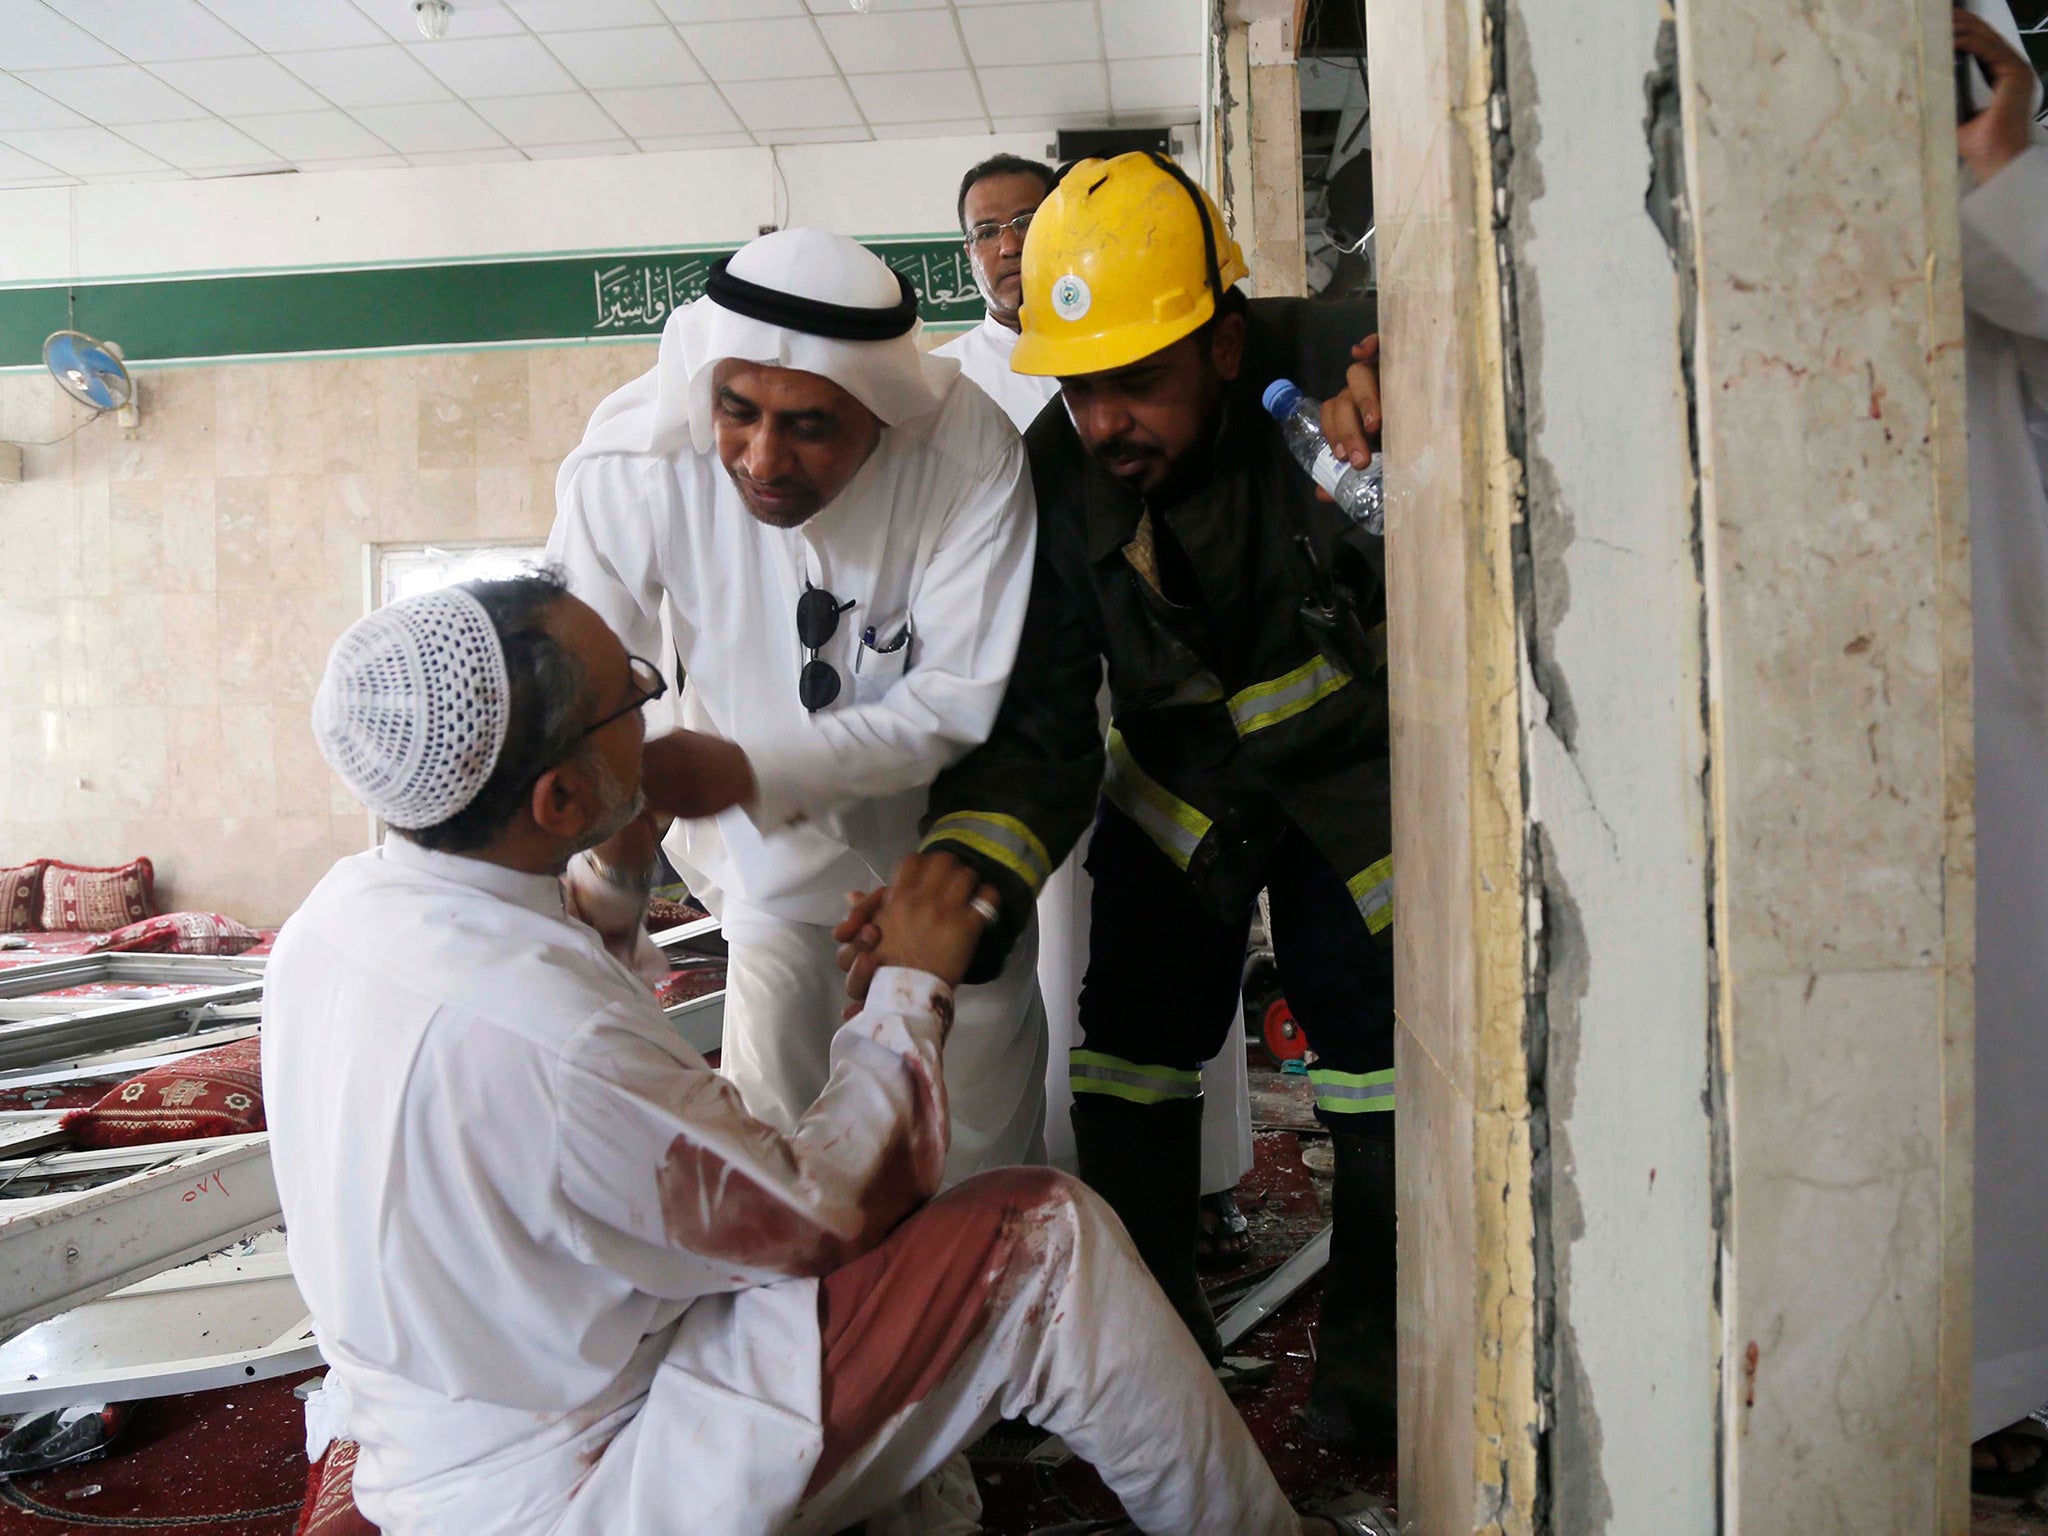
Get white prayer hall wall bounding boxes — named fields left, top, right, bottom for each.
left=0, top=131, right=1099, bottom=924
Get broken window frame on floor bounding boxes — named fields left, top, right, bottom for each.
left=0, top=914, right=728, bottom=1416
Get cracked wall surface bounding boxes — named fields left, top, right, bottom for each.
left=1500, top=1, right=1718, bottom=1532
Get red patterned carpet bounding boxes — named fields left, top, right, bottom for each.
left=0, top=1062, right=1390, bottom=1535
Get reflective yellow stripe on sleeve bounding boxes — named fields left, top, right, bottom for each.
left=1227, top=655, right=1351, bottom=736
left=1309, top=1066, right=1395, bottom=1114
left=1347, top=855, right=1394, bottom=935
left=1069, top=1050, right=1204, bottom=1105
left=1103, top=729, right=1212, bottom=871
left=921, top=811, right=1053, bottom=896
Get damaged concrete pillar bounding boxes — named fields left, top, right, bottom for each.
left=1367, top=0, right=1971, bottom=1528
left=1213, top=1, right=1306, bottom=297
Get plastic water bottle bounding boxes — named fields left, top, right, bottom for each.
left=1262, top=378, right=1385, bottom=535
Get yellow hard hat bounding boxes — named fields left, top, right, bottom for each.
left=1011, top=152, right=1249, bottom=379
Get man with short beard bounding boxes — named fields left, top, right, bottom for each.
left=265, top=573, right=1386, bottom=1535
left=546, top=229, right=1048, bottom=1200
left=845, top=153, right=1397, bottom=1446
left=934, top=151, right=1260, bottom=1267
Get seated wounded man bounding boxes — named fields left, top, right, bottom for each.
left=262, top=571, right=1315, bottom=1536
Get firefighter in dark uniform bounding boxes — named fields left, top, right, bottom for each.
left=840, top=151, right=1394, bottom=1443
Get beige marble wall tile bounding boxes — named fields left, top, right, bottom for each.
left=73, top=482, right=112, bottom=598
left=216, top=702, right=276, bottom=819
left=476, top=462, right=541, bottom=540
left=0, top=343, right=674, bottom=921
left=0, top=601, right=63, bottom=708
left=160, top=479, right=217, bottom=594
left=215, top=477, right=272, bottom=591
left=311, top=359, right=383, bottom=476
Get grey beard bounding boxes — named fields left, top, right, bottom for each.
left=571, top=753, right=647, bottom=856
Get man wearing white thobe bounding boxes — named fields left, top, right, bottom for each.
left=1959, top=0, right=2048, bottom=1452
left=932, top=155, right=1255, bottom=1217
left=266, top=578, right=1316, bottom=1536
left=549, top=229, right=1046, bottom=1186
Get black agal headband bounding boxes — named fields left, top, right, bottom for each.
left=705, top=255, right=920, bottom=341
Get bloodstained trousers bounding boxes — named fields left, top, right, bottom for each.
left=1073, top=806, right=1395, bottom=1125
left=788, top=1167, right=1298, bottom=1535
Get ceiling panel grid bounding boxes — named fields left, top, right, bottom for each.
left=0, top=0, right=1202, bottom=189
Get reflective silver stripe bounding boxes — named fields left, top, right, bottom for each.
left=1103, top=730, right=1210, bottom=871
left=1227, top=655, right=1351, bottom=735
left=922, top=811, right=1053, bottom=893
left=1347, top=856, right=1394, bottom=936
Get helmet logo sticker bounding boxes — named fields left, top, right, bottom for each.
left=1051, top=274, right=1091, bottom=322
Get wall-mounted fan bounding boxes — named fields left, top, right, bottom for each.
left=43, top=331, right=134, bottom=415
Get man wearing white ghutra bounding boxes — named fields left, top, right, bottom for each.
left=549, top=228, right=1047, bottom=1185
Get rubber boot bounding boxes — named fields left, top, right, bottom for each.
left=1305, top=1119, right=1398, bottom=1447
left=1070, top=1092, right=1222, bottom=1364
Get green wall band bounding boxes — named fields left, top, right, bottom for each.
left=0, top=239, right=986, bottom=368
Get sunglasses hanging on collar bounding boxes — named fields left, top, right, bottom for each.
left=797, top=583, right=857, bottom=712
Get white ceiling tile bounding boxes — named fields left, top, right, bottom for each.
left=116, top=117, right=282, bottom=168
left=0, top=125, right=170, bottom=174
left=0, top=139, right=67, bottom=177
left=524, top=138, right=640, bottom=158
left=847, top=69, right=983, bottom=124
left=406, top=36, right=576, bottom=96
left=0, top=2, right=120, bottom=70
left=471, top=92, right=623, bottom=146
left=42, top=0, right=255, bottom=62
left=678, top=18, right=831, bottom=81
left=991, top=112, right=1099, bottom=134
left=293, top=153, right=410, bottom=170
left=352, top=100, right=508, bottom=152
left=806, top=0, right=949, bottom=9
left=195, top=0, right=388, bottom=52
left=152, top=56, right=329, bottom=114
left=759, top=124, right=872, bottom=144
left=13, top=65, right=209, bottom=124
left=1098, top=0, right=1203, bottom=59
left=508, top=0, right=665, bottom=29
left=275, top=46, right=452, bottom=106
left=1107, top=54, right=1198, bottom=112
left=657, top=0, right=803, bottom=20
left=79, top=167, right=190, bottom=183
left=0, top=75, right=88, bottom=131
left=234, top=107, right=394, bottom=159
left=635, top=130, right=755, bottom=150
left=871, top=117, right=988, bottom=139
left=814, top=10, right=964, bottom=74
left=543, top=27, right=703, bottom=90
left=404, top=146, right=529, bottom=164
left=959, top=2, right=1101, bottom=67
left=595, top=83, right=739, bottom=136
left=0, top=176, right=78, bottom=187
left=976, top=59, right=1105, bottom=115
left=720, top=75, right=858, bottom=130
left=354, top=0, right=524, bottom=41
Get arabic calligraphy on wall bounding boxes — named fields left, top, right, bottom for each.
left=0, top=238, right=982, bottom=369
left=591, top=246, right=982, bottom=334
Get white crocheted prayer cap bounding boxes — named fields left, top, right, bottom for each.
left=313, top=586, right=511, bottom=830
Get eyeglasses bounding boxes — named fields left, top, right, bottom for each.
left=964, top=211, right=1034, bottom=252
left=797, top=584, right=856, bottom=712
left=578, top=654, right=667, bottom=741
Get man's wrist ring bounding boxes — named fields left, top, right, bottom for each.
left=968, top=895, right=999, bottom=926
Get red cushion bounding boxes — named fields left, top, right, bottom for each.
left=62, top=1037, right=264, bottom=1149
left=38, top=858, right=157, bottom=933
left=296, top=1440, right=378, bottom=1536
left=87, top=911, right=261, bottom=957
left=0, top=861, right=46, bottom=932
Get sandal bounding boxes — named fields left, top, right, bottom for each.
left=1197, top=1189, right=1253, bottom=1269
left=1301, top=1490, right=1399, bottom=1535
left=1973, top=1417, right=2048, bottom=1499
